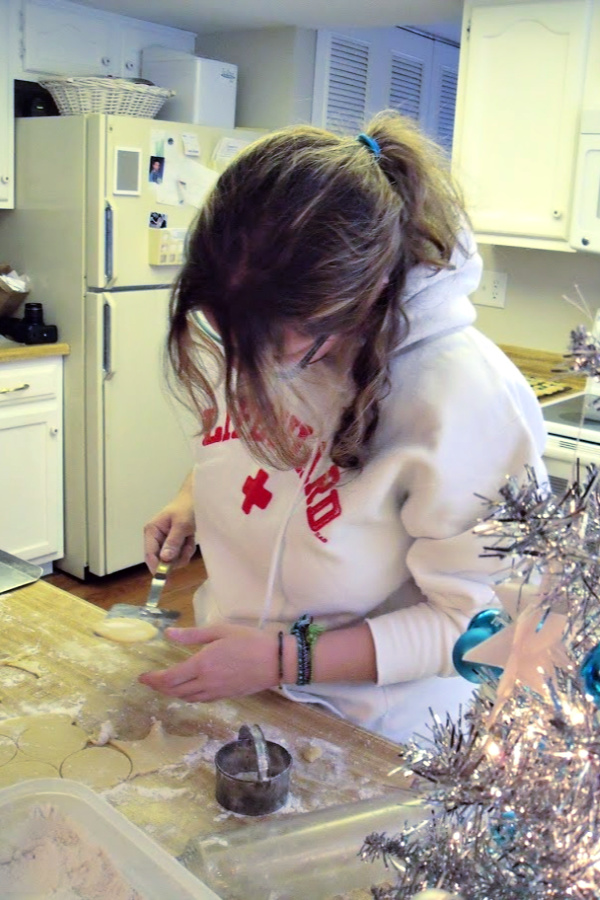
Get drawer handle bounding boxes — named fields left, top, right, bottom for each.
left=0, top=382, right=30, bottom=394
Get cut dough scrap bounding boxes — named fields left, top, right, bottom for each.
left=0, top=653, right=43, bottom=676
left=0, top=713, right=74, bottom=740
left=94, top=617, right=159, bottom=643
left=300, top=742, right=324, bottom=763
left=0, top=734, right=17, bottom=766
left=61, top=746, right=132, bottom=790
left=109, top=720, right=207, bottom=777
left=0, top=757, right=59, bottom=787
left=18, top=720, right=89, bottom=765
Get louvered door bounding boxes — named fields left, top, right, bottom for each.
left=313, top=31, right=370, bottom=134
left=429, top=42, right=459, bottom=155
left=312, top=27, right=459, bottom=154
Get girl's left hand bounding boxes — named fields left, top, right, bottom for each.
left=138, top=623, right=280, bottom=702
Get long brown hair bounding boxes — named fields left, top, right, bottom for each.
left=168, top=110, right=467, bottom=470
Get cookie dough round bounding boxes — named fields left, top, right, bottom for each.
left=18, top=720, right=89, bottom=765
left=0, top=758, right=59, bottom=787
left=61, top=746, right=132, bottom=789
left=94, top=617, right=159, bottom=643
left=0, top=734, right=17, bottom=766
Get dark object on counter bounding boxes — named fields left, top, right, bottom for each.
left=215, top=724, right=292, bottom=816
left=0, top=302, right=58, bottom=344
left=14, top=79, right=60, bottom=117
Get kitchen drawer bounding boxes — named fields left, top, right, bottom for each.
left=0, top=358, right=60, bottom=405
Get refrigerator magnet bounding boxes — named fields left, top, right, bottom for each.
left=149, top=211, right=168, bottom=229
left=113, top=147, right=142, bottom=196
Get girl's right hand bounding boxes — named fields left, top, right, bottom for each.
left=144, top=474, right=196, bottom=572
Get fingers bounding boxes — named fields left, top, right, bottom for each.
left=143, top=517, right=196, bottom=572
left=164, top=625, right=222, bottom=645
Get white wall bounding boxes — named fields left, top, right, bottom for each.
left=474, top=244, right=600, bottom=353
left=196, top=27, right=316, bottom=129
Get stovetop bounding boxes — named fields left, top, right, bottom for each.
left=542, top=392, right=600, bottom=443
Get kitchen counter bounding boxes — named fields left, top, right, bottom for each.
left=500, top=343, right=586, bottom=404
left=0, top=337, right=70, bottom=362
left=0, top=580, right=412, bottom=860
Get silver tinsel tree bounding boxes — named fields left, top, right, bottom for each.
left=361, top=312, right=600, bottom=900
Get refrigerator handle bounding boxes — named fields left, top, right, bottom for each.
left=104, top=202, right=114, bottom=284
left=103, top=294, right=116, bottom=380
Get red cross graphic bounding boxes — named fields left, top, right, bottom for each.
left=241, top=468, right=273, bottom=514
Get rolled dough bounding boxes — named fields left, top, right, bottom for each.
left=61, top=746, right=132, bottom=790
left=109, top=720, right=207, bottom=777
left=18, top=720, right=89, bottom=766
left=0, top=734, right=17, bottom=766
left=94, top=617, right=159, bottom=643
left=0, top=758, right=59, bottom=787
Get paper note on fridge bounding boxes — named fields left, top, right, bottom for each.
left=155, top=158, right=218, bottom=208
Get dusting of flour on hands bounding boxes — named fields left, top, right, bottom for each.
left=0, top=804, right=145, bottom=899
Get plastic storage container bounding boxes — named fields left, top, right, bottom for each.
left=141, top=47, right=237, bottom=128
left=0, top=778, right=221, bottom=900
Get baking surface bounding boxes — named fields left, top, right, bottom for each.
left=499, top=343, right=586, bottom=403
left=0, top=581, right=411, bottom=857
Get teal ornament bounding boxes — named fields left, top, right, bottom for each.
left=452, top=627, right=504, bottom=684
left=467, top=608, right=503, bottom=634
left=491, top=809, right=517, bottom=846
left=581, top=644, right=600, bottom=707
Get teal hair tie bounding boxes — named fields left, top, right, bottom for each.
left=356, top=133, right=381, bottom=159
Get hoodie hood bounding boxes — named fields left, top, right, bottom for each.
left=394, top=229, right=482, bottom=354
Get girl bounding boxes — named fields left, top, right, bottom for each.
left=139, top=111, right=546, bottom=743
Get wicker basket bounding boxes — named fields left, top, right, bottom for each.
left=38, top=76, right=175, bottom=118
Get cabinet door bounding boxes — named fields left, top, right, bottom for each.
left=118, top=19, right=195, bottom=78
left=453, top=1, right=588, bottom=248
left=0, top=0, right=14, bottom=208
left=0, top=406, right=62, bottom=561
left=21, top=0, right=117, bottom=75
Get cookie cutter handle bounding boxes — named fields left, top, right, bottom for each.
left=238, top=724, right=269, bottom=782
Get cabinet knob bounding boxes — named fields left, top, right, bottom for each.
left=101, top=56, right=112, bottom=67
left=50, top=426, right=59, bottom=436
left=0, top=175, right=9, bottom=185
left=125, top=60, right=135, bottom=71
left=552, top=210, right=563, bottom=219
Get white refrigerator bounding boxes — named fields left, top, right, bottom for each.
left=0, top=114, right=262, bottom=577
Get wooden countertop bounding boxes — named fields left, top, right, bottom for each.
left=500, top=343, right=586, bottom=404
left=0, top=339, right=70, bottom=362
left=0, top=580, right=411, bottom=859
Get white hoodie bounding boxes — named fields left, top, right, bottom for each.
left=191, top=233, right=547, bottom=743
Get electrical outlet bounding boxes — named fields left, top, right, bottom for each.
left=472, top=270, right=508, bottom=309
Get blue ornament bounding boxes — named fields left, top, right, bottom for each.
left=467, top=608, right=504, bottom=634
left=452, top=627, right=504, bottom=684
left=581, top=644, right=600, bottom=707
left=490, top=809, right=517, bottom=846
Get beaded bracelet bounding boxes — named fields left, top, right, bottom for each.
left=277, top=631, right=284, bottom=688
left=290, top=614, right=325, bottom=686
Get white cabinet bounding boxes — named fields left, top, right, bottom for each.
left=452, top=1, right=590, bottom=251
left=17, top=0, right=195, bottom=78
left=312, top=27, right=459, bottom=154
left=0, top=355, right=64, bottom=570
left=21, top=0, right=119, bottom=76
left=0, top=0, right=14, bottom=208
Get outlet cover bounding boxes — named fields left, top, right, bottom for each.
left=472, top=270, right=508, bottom=308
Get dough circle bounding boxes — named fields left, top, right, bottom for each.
left=61, top=746, right=132, bottom=789
left=18, top=721, right=89, bottom=765
left=94, top=617, right=159, bottom=643
left=0, top=758, right=59, bottom=787
left=0, top=734, right=17, bottom=766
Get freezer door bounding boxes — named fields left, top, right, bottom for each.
left=86, top=115, right=264, bottom=289
left=86, top=289, right=196, bottom=575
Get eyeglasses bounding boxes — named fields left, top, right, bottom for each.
left=194, top=309, right=330, bottom=378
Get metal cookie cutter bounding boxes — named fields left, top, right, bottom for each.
left=215, top=724, right=292, bottom=816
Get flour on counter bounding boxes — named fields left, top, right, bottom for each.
left=0, top=804, right=145, bottom=899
